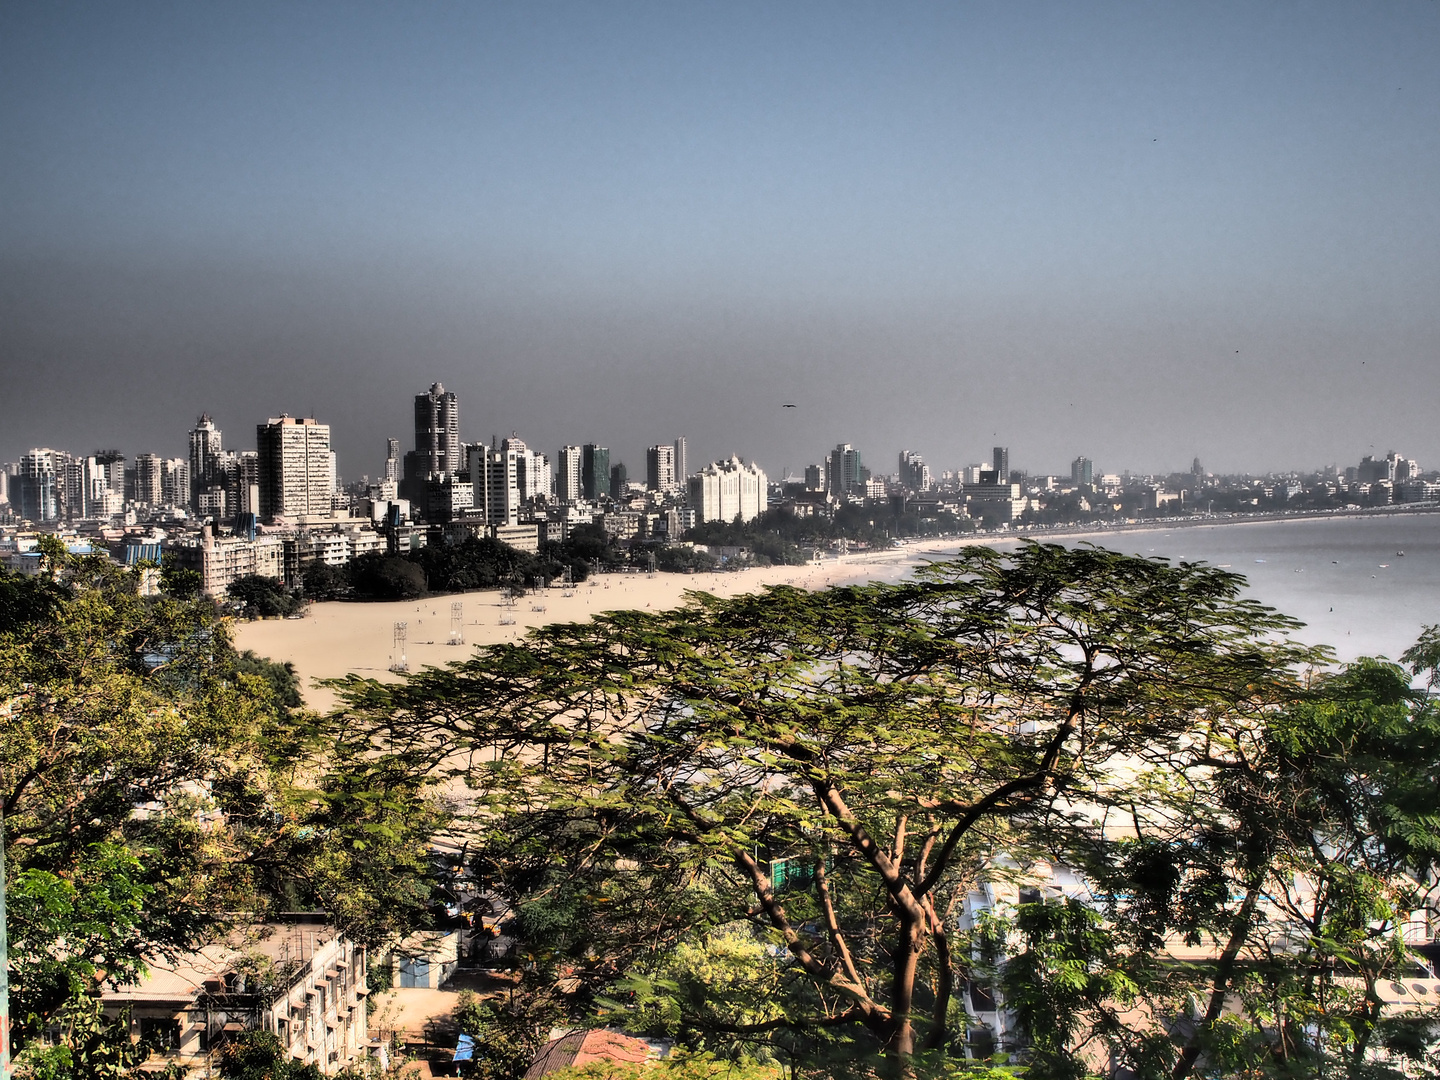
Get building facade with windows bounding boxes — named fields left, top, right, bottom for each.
left=102, top=922, right=369, bottom=1076
left=257, top=415, right=333, bottom=521
left=689, top=456, right=768, bottom=524
left=647, top=443, right=678, bottom=493
left=557, top=445, right=583, bottom=503
left=582, top=444, right=611, bottom=501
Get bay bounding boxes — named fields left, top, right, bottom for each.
left=881, top=513, right=1440, bottom=666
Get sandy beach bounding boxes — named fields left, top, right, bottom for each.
left=232, top=511, right=1440, bottom=710
left=234, top=547, right=945, bottom=711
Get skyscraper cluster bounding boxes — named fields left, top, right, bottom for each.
left=6, top=379, right=1435, bottom=603
left=387, top=384, right=715, bottom=535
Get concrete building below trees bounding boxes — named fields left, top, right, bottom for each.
left=100, top=920, right=371, bottom=1077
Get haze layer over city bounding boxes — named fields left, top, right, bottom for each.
left=3, top=2, right=1438, bottom=478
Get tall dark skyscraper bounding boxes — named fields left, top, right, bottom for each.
left=993, top=446, right=1010, bottom=483
left=582, top=443, right=610, bottom=500
left=189, top=413, right=223, bottom=511
left=402, top=382, right=460, bottom=504
left=414, top=382, right=461, bottom=473
left=828, top=443, right=863, bottom=497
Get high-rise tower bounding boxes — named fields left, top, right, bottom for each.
left=828, top=444, right=864, bottom=498
left=402, top=382, right=460, bottom=503
left=189, top=414, right=224, bottom=511
left=257, top=415, right=333, bottom=521
left=582, top=444, right=611, bottom=501
left=647, top=443, right=677, bottom=493
left=558, top=446, right=583, bottom=503
left=898, top=450, right=930, bottom=492
left=672, top=437, right=688, bottom=484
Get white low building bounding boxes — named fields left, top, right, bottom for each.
left=102, top=921, right=371, bottom=1076
left=688, top=457, right=768, bottom=524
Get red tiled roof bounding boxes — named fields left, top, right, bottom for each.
left=524, top=1029, right=651, bottom=1078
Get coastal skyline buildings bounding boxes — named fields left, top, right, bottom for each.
left=7, top=374, right=1434, bottom=527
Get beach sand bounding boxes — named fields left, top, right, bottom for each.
left=233, top=548, right=946, bottom=711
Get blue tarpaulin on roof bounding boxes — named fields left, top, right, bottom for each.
left=454, top=1034, right=475, bottom=1062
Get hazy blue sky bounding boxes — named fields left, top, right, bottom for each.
left=3, top=2, right=1437, bottom=480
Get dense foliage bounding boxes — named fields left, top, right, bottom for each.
left=10, top=537, right=1440, bottom=1080
left=332, top=525, right=625, bottom=600
left=228, top=572, right=304, bottom=617
left=686, top=504, right=974, bottom=564
left=1, top=547, right=441, bottom=1077
left=328, top=543, right=1440, bottom=1076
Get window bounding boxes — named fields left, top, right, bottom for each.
left=967, top=980, right=997, bottom=1011
left=138, top=1017, right=181, bottom=1050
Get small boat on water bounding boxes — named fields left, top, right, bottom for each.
left=1397, top=551, right=1405, bottom=556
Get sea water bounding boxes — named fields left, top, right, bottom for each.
left=1096, top=515, right=1440, bottom=665
left=882, top=514, right=1440, bottom=666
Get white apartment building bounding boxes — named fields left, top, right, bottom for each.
left=134, top=453, right=165, bottom=507
left=162, top=458, right=191, bottom=510
left=295, top=526, right=384, bottom=569
left=465, top=444, right=522, bottom=527
left=647, top=443, right=678, bottom=493
left=174, top=528, right=286, bottom=597
left=557, top=445, right=583, bottom=504
left=257, top=416, right=333, bottom=521
left=689, top=456, right=768, bottom=524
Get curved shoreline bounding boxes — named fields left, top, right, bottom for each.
left=236, top=507, right=1440, bottom=710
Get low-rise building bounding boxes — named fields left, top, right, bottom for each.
left=963, top=482, right=1026, bottom=525
left=101, top=921, right=370, bottom=1077
left=172, top=528, right=286, bottom=597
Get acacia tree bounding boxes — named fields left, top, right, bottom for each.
left=330, top=543, right=1343, bottom=1072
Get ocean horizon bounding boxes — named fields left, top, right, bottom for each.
left=869, top=513, right=1440, bottom=669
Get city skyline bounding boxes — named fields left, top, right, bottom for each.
left=3, top=3, right=1438, bottom=474
left=4, top=395, right=1430, bottom=492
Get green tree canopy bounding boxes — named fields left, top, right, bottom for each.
left=226, top=573, right=302, bottom=618
left=333, top=543, right=1426, bottom=1076
left=1, top=555, right=441, bottom=1075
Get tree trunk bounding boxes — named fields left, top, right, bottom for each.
left=1172, top=878, right=1263, bottom=1080
left=885, top=917, right=923, bottom=1066
left=921, top=926, right=954, bottom=1051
